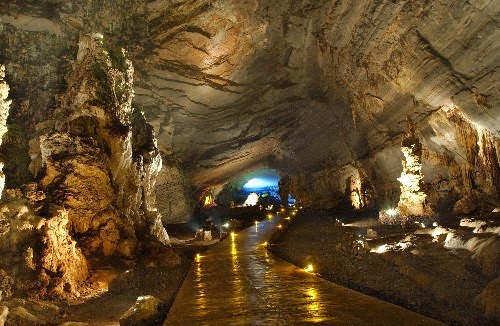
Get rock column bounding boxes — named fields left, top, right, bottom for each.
left=396, top=117, right=429, bottom=217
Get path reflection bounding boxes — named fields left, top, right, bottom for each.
left=194, top=263, right=207, bottom=317
left=166, top=213, right=442, bottom=325
left=305, top=287, right=324, bottom=321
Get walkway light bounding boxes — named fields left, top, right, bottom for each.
left=304, top=264, right=313, bottom=273
left=386, top=209, right=397, bottom=217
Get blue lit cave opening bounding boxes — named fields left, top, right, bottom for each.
left=192, top=169, right=295, bottom=233
left=215, top=169, right=295, bottom=208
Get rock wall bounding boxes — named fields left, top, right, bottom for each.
left=155, top=162, right=194, bottom=224
left=289, top=107, right=499, bottom=214
left=288, top=164, right=376, bottom=210
left=0, top=0, right=498, bottom=219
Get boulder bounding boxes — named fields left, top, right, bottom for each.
left=119, top=295, right=163, bottom=326
left=453, top=197, right=477, bottom=215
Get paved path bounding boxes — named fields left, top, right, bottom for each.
left=165, top=215, right=442, bottom=325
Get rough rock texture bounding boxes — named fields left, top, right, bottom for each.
left=29, top=34, right=170, bottom=251
left=0, top=306, right=7, bottom=326
left=0, top=194, right=88, bottom=299
left=0, top=32, right=176, bottom=300
left=0, top=1, right=499, bottom=216
left=0, top=65, right=11, bottom=198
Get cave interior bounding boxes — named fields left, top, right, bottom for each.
left=0, top=0, right=499, bottom=325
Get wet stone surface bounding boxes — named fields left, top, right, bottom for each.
left=165, top=215, right=443, bottom=325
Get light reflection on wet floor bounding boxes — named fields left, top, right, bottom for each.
left=165, top=216, right=443, bottom=325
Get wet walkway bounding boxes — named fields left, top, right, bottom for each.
left=165, top=215, right=442, bottom=325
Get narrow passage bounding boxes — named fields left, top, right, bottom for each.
left=165, top=215, right=442, bottom=325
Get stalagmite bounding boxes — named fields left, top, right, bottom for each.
left=379, top=118, right=432, bottom=224
left=396, top=117, right=430, bottom=217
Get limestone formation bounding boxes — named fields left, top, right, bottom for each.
left=0, top=65, right=11, bottom=198
left=30, top=34, right=170, bottom=252
left=0, top=0, right=498, bottom=218
left=0, top=306, right=7, bottom=326
left=0, top=34, right=176, bottom=300
left=396, top=118, right=430, bottom=217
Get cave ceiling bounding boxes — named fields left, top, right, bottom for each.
left=0, top=0, right=499, bottom=191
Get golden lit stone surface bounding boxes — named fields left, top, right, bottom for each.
left=165, top=217, right=442, bottom=325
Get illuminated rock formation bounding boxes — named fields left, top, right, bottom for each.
left=29, top=34, right=170, bottom=253
left=0, top=65, right=11, bottom=198
left=0, top=35, right=174, bottom=300
left=396, top=118, right=430, bottom=217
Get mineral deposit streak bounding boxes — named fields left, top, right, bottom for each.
left=165, top=216, right=443, bottom=325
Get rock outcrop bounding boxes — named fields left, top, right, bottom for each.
left=29, top=34, right=170, bottom=253
left=0, top=34, right=175, bottom=300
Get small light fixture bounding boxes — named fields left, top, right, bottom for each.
left=277, top=224, right=283, bottom=229
left=262, top=241, right=268, bottom=246
left=386, top=209, right=397, bottom=217
left=304, top=264, right=313, bottom=273
left=223, top=223, right=229, bottom=228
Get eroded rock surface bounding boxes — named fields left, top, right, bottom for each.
left=0, top=34, right=175, bottom=300
left=1, top=0, right=498, bottom=217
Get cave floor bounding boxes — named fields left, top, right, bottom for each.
left=165, top=214, right=442, bottom=325
left=270, top=209, right=498, bottom=325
